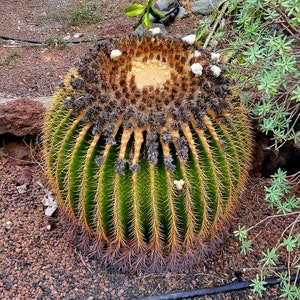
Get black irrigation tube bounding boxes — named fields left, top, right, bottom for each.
left=141, top=275, right=299, bottom=300
left=0, top=35, right=117, bottom=46
left=0, top=35, right=84, bottom=44
left=0, top=35, right=44, bottom=44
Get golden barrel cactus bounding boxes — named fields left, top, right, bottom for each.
left=43, top=33, right=251, bottom=272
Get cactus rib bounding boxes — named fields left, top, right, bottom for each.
left=43, top=33, right=252, bottom=272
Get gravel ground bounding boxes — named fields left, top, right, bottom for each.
left=1, top=141, right=298, bottom=299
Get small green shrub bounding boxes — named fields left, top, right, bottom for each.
left=234, top=169, right=300, bottom=299
left=45, top=35, right=68, bottom=48
left=196, top=0, right=300, bottom=150
left=193, top=0, right=299, bottom=297
left=1, top=51, right=22, bottom=66
left=67, top=1, right=103, bottom=25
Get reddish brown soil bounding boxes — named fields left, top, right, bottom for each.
left=0, top=1, right=299, bottom=299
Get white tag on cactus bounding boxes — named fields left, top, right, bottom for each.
left=173, top=179, right=185, bottom=190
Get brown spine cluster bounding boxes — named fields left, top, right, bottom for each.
left=62, top=33, right=233, bottom=170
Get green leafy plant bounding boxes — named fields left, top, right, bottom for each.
left=1, top=50, right=22, bottom=66
left=193, top=0, right=299, bottom=297
left=234, top=169, right=300, bottom=298
left=250, top=274, right=268, bottom=297
left=212, top=0, right=299, bottom=150
left=125, top=0, right=165, bottom=29
left=43, top=33, right=252, bottom=272
left=67, top=1, right=103, bottom=25
left=35, top=1, right=106, bottom=29
left=45, top=35, right=68, bottom=49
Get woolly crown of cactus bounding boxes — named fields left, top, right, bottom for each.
left=43, top=32, right=252, bottom=272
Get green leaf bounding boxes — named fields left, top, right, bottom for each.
left=258, top=71, right=280, bottom=96
left=280, top=236, right=297, bottom=252
left=280, top=283, right=300, bottom=300
left=260, top=248, right=278, bottom=266
left=252, top=97, right=272, bottom=116
left=274, top=55, right=297, bottom=75
left=234, top=225, right=248, bottom=241
left=149, top=6, right=165, bottom=19
left=195, top=17, right=213, bottom=41
left=141, top=11, right=151, bottom=28
left=243, top=44, right=265, bottom=64
left=241, top=239, right=252, bottom=254
left=226, top=0, right=239, bottom=15
left=125, top=4, right=145, bottom=17
left=281, top=1, right=300, bottom=17
left=278, top=272, right=289, bottom=286
left=271, top=168, right=287, bottom=183
left=277, top=201, right=292, bottom=214
left=260, top=117, right=275, bottom=135
left=291, top=86, right=300, bottom=102
left=288, top=130, right=300, bottom=144
left=250, top=274, right=267, bottom=296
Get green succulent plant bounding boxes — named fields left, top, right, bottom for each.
left=43, top=33, right=252, bottom=272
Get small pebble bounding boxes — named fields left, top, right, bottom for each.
left=63, top=34, right=71, bottom=41
left=149, top=27, right=161, bottom=35
left=73, top=32, right=82, bottom=39
left=173, top=179, right=185, bottom=190
left=182, top=34, right=196, bottom=44
left=190, top=0, right=219, bottom=15
left=193, top=50, right=201, bottom=58
left=16, top=183, right=28, bottom=194
left=5, top=220, right=12, bottom=230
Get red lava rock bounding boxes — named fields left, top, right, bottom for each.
left=0, top=97, right=45, bottom=136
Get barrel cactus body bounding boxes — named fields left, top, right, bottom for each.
left=43, top=33, right=251, bottom=272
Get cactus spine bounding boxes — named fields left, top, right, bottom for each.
left=43, top=33, right=252, bottom=272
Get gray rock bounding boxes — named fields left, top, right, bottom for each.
left=190, top=0, right=220, bottom=15
left=135, top=23, right=168, bottom=35
left=155, top=0, right=177, bottom=12
left=177, top=6, right=189, bottom=19
left=151, top=0, right=181, bottom=27
left=150, top=23, right=169, bottom=34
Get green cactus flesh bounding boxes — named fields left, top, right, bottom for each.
left=43, top=33, right=252, bottom=272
